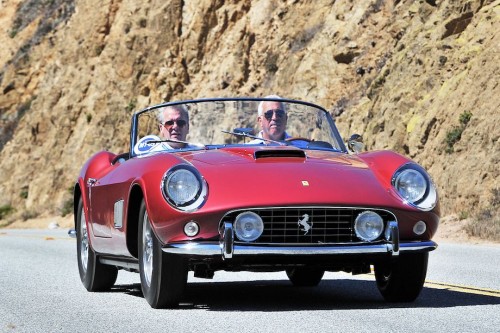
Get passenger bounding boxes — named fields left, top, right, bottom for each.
left=157, top=105, right=190, bottom=149
left=250, top=95, right=291, bottom=144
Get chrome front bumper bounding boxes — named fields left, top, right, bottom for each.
left=162, top=241, right=437, bottom=257
left=162, top=221, right=437, bottom=259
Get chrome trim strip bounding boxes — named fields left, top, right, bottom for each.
left=399, top=241, right=438, bottom=252
left=114, top=199, right=124, bottom=228
left=221, top=206, right=398, bottom=218
left=162, top=241, right=437, bottom=256
left=100, top=258, right=139, bottom=271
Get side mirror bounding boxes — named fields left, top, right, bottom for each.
left=348, top=134, right=364, bottom=154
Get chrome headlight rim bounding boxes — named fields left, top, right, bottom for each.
left=392, top=163, right=437, bottom=211
left=161, top=164, right=208, bottom=212
left=354, top=210, right=385, bottom=242
left=233, top=211, right=264, bottom=242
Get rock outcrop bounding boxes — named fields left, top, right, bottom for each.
left=0, top=0, right=498, bottom=222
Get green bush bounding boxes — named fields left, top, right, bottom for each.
left=459, top=111, right=472, bottom=126
left=445, top=111, right=472, bottom=153
left=20, top=188, right=29, bottom=199
left=445, top=127, right=463, bottom=153
left=61, top=199, right=73, bottom=217
left=458, top=211, right=468, bottom=220
left=126, top=99, right=137, bottom=113
left=0, top=205, right=14, bottom=220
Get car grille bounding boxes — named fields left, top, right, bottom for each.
left=221, top=207, right=395, bottom=244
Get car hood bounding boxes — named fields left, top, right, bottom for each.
left=177, top=146, right=408, bottom=210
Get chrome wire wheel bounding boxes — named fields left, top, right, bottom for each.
left=76, top=197, right=118, bottom=291
left=138, top=200, right=188, bottom=308
left=79, top=208, right=89, bottom=273
left=141, top=211, right=154, bottom=288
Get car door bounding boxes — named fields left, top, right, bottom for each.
left=88, top=163, right=130, bottom=238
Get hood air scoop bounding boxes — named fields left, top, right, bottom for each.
left=254, top=149, right=306, bottom=159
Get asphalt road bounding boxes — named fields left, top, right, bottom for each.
left=1, top=229, right=499, bottom=333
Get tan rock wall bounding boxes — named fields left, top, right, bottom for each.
left=0, top=0, right=498, bottom=220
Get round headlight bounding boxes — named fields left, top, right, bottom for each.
left=354, top=211, right=384, bottom=242
left=234, top=212, right=264, bottom=242
left=394, top=169, right=427, bottom=203
left=161, top=165, right=207, bottom=212
left=166, top=169, right=200, bottom=204
left=392, top=164, right=437, bottom=211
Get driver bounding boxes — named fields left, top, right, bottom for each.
left=157, top=105, right=190, bottom=149
left=250, top=95, right=291, bottom=143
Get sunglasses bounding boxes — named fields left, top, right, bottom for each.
left=263, top=109, right=286, bottom=120
left=163, top=119, right=187, bottom=128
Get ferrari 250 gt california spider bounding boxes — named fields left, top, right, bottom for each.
left=73, top=97, right=439, bottom=308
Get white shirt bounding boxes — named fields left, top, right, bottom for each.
left=247, top=131, right=291, bottom=144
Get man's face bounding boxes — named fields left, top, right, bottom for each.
left=159, top=107, right=189, bottom=148
left=258, top=101, right=287, bottom=141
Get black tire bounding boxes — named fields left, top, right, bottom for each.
left=76, top=197, right=118, bottom=291
left=374, top=252, right=428, bottom=302
left=138, top=200, right=188, bottom=308
left=286, top=267, right=325, bottom=287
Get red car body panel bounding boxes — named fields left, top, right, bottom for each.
left=78, top=146, right=439, bottom=257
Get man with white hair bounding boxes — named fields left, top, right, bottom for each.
left=157, top=105, right=190, bottom=149
left=255, top=95, right=290, bottom=142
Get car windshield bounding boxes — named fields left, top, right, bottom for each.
left=132, top=98, right=346, bottom=156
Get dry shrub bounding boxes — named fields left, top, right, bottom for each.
left=465, top=189, right=500, bottom=242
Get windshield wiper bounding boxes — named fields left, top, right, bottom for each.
left=221, top=130, right=286, bottom=146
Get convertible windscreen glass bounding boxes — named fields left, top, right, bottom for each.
left=133, top=98, right=344, bottom=154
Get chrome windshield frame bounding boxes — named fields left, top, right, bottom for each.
left=129, top=97, right=348, bottom=158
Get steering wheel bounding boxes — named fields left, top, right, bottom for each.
left=285, top=137, right=311, bottom=144
left=285, top=137, right=311, bottom=148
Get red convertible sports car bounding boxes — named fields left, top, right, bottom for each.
left=73, top=97, right=439, bottom=308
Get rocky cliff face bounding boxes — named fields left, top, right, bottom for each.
left=0, top=0, right=498, bottom=223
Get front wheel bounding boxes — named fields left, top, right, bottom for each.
left=374, top=252, right=429, bottom=302
left=76, top=197, right=118, bottom=291
left=138, top=200, right=188, bottom=308
left=286, top=267, right=324, bottom=287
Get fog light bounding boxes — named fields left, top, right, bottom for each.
left=184, top=221, right=199, bottom=237
left=413, top=221, right=427, bottom=235
left=354, top=211, right=384, bottom=242
left=234, top=212, right=264, bottom=242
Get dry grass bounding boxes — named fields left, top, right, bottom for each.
left=465, top=189, right=500, bottom=242
left=2, top=215, right=73, bottom=230
left=465, top=212, right=500, bottom=242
